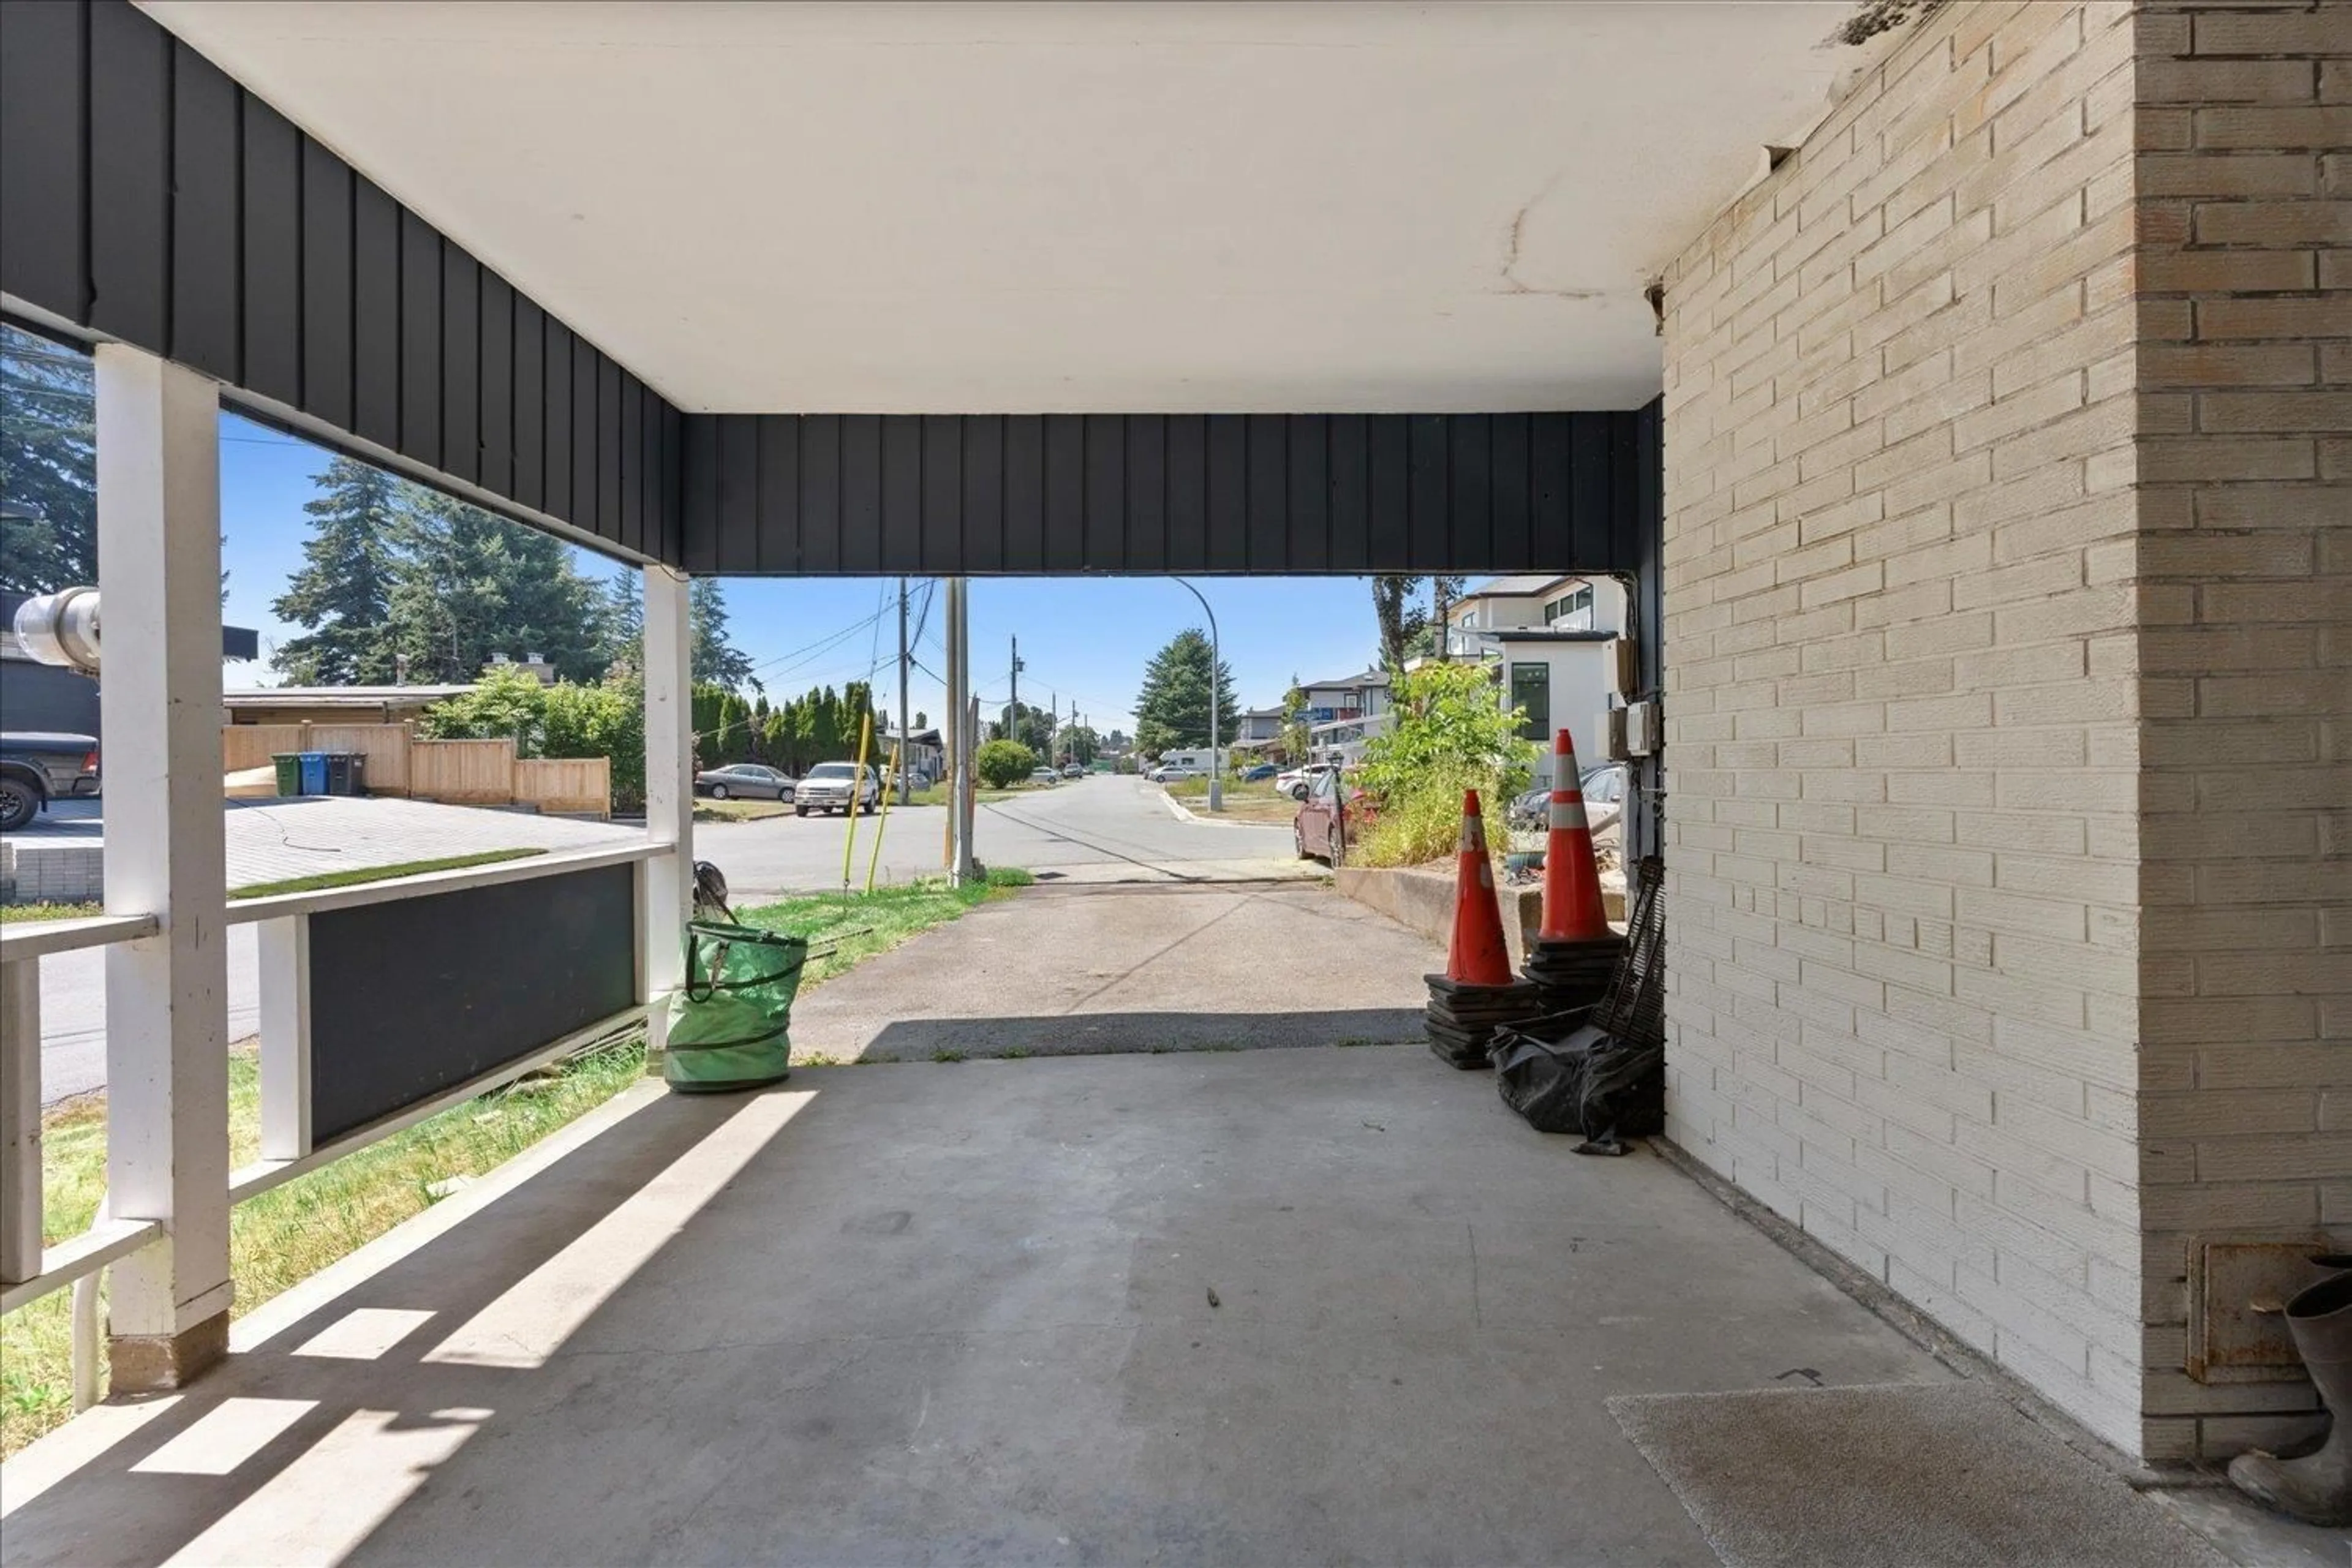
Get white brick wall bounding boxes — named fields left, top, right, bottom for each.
left=2132, top=0, right=2351, bottom=1464
left=1659, top=0, right=2350, bottom=1464
left=1659, top=0, right=2152, bottom=1454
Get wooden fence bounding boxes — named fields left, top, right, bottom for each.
left=222, top=724, right=309, bottom=773
left=306, top=724, right=415, bottom=795
left=514, top=758, right=613, bottom=819
left=224, top=721, right=610, bottom=815
left=409, top=739, right=516, bottom=804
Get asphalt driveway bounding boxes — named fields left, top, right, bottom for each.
left=787, top=877, right=1438, bottom=1062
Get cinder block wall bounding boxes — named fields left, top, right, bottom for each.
left=1657, top=0, right=2152, bottom=1453
left=2132, top=0, right=2350, bottom=1464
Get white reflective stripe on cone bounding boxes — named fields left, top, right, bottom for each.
left=1460, top=817, right=1487, bottom=852
left=1548, top=794, right=1590, bottom=831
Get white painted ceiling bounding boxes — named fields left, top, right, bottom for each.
left=142, top=1, right=1860, bottom=414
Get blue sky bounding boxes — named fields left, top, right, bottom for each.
left=219, top=414, right=1399, bottom=735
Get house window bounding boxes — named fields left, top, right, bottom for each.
left=1509, top=663, right=1550, bottom=742
left=1542, top=585, right=1596, bottom=628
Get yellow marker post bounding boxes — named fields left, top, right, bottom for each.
left=865, top=742, right=902, bottom=893
left=840, top=711, right=874, bottom=898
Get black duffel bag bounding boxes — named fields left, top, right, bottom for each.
left=1491, top=1014, right=1664, bottom=1155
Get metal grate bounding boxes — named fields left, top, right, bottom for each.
left=1588, top=856, right=1665, bottom=1049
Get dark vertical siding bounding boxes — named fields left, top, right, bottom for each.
left=840, top=416, right=882, bottom=573
left=511, top=297, right=545, bottom=511
left=1, top=0, right=684, bottom=564
left=1, top=1, right=88, bottom=322
left=239, top=96, right=300, bottom=408
left=349, top=175, right=401, bottom=451
left=298, top=138, right=353, bottom=431
left=87, top=2, right=168, bottom=348
left=439, top=244, right=478, bottom=485
left=478, top=273, right=513, bottom=497
left=168, top=40, right=239, bottom=384
left=398, top=210, right=440, bottom=468
left=881, top=415, right=921, bottom=570
left=659, top=411, right=1655, bottom=578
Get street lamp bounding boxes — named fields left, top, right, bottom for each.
left=1170, top=577, right=1223, bottom=812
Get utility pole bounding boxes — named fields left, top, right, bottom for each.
left=1009, top=634, right=1022, bottom=743
left=895, top=578, right=911, bottom=802
left=946, top=578, right=976, bottom=884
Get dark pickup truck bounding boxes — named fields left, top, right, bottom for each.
left=0, top=731, right=100, bottom=832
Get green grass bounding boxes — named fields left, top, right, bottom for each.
left=228, top=848, right=546, bottom=901
left=733, top=866, right=1033, bottom=989
left=2, top=1035, right=645, bottom=1458
left=1163, top=775, right=1300, bottom=823
left=908, top=783, right=1020, bottom=809
left=692, top=797, right=794, bottom=823
left=0, top=902, right=105, bottom=924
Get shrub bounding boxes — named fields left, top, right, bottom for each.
left=976, top=739, right=1037, bottom=789
left=1355, top=660, right=1537, bottom=867
left=421, top=666, right=646, bottom=812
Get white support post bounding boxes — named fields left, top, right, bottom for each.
left=1, top=957, right=40, bottom=1286
left=257, top=916, right=312, bottom=1161
left=641, top=567, right=694, bottom=1058
left=96, top=344, right=233, bottom=1390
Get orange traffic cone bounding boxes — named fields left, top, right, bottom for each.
left=1445, top=789, right=1515, bottom=986
left=1537, top=728, right=1612, bottom=943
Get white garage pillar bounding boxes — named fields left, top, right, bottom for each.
left=95, top=345, right=233, bottom=1390
left=639, top=565, right=694, bottom=1057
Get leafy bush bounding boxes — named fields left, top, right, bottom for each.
left=976, top=739, right=1037, bottom=789
left=1355, top=661, right=1537, bottom=867
left=420, top=666, right=646, bottom=811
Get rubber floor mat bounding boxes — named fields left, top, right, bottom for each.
left=1607, top=1381, right=2230, bottom=1568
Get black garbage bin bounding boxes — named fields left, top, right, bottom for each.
left=322, top=752, right=368, bottom=796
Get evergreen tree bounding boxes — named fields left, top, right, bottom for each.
left=383, top=485, right=513, bottom=683
left=1133, top=628, right=1238, bottom=756
left=271, top=457, right=400, bottom=685
left=0, top=325, right=97, bottom=595
left=499, top=522, right=607, bottom=684
left=690, top=577, right=755, bottom=689
left=597, top=572, right=644, bottom=674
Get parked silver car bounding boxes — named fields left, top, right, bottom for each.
left=694, top=762, right=793, bottom=801
left=794, top=761, right=881, bottom=816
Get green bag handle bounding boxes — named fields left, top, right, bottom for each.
left=683, top=919, right=808, bottom=1003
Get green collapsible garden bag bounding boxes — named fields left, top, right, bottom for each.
left=663, top=919, right=809, bottom=1093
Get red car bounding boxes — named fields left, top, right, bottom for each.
left=1293, top=766, right=1371, bottom=867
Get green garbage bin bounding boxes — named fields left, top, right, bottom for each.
left=663, top=920, right=809, bottom=1093
left=271, top=753, right=302, bottom=796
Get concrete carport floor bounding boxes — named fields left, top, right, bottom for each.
left=787, top=878, right=1435, bottom=1062
left=1, top=1046, right=2241, bottom=1568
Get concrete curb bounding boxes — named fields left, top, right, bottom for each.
left=1158, top=786, right=1290, bottom=829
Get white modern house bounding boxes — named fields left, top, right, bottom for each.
left=1441, top=573, right=1630, bottom=783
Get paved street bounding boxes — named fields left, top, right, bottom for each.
left=696, top=773, right=1305, bottom=899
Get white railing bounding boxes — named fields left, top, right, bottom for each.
left=0, top=842, right=669, bottom=1378
left=1, top=914, right=162, bottom=1311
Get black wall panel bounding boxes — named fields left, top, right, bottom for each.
left=87, top=2, right=169, bottom=348
left=1, top=1, right=87, bottom=323
left=306, top=864, right=637, bottom=1144
left=673, top=410, right=1657, bottom=577
left=7, top=3, right=1664, bottom=586
left=2, top=0, right=682, bottom=565
left=168, top=41, right=239, bottom=385
left=440, top=246, right=478, bottom=485
left=349, top=175, right=401, bottom=451
left=240, top=97, right=300, bottom=409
